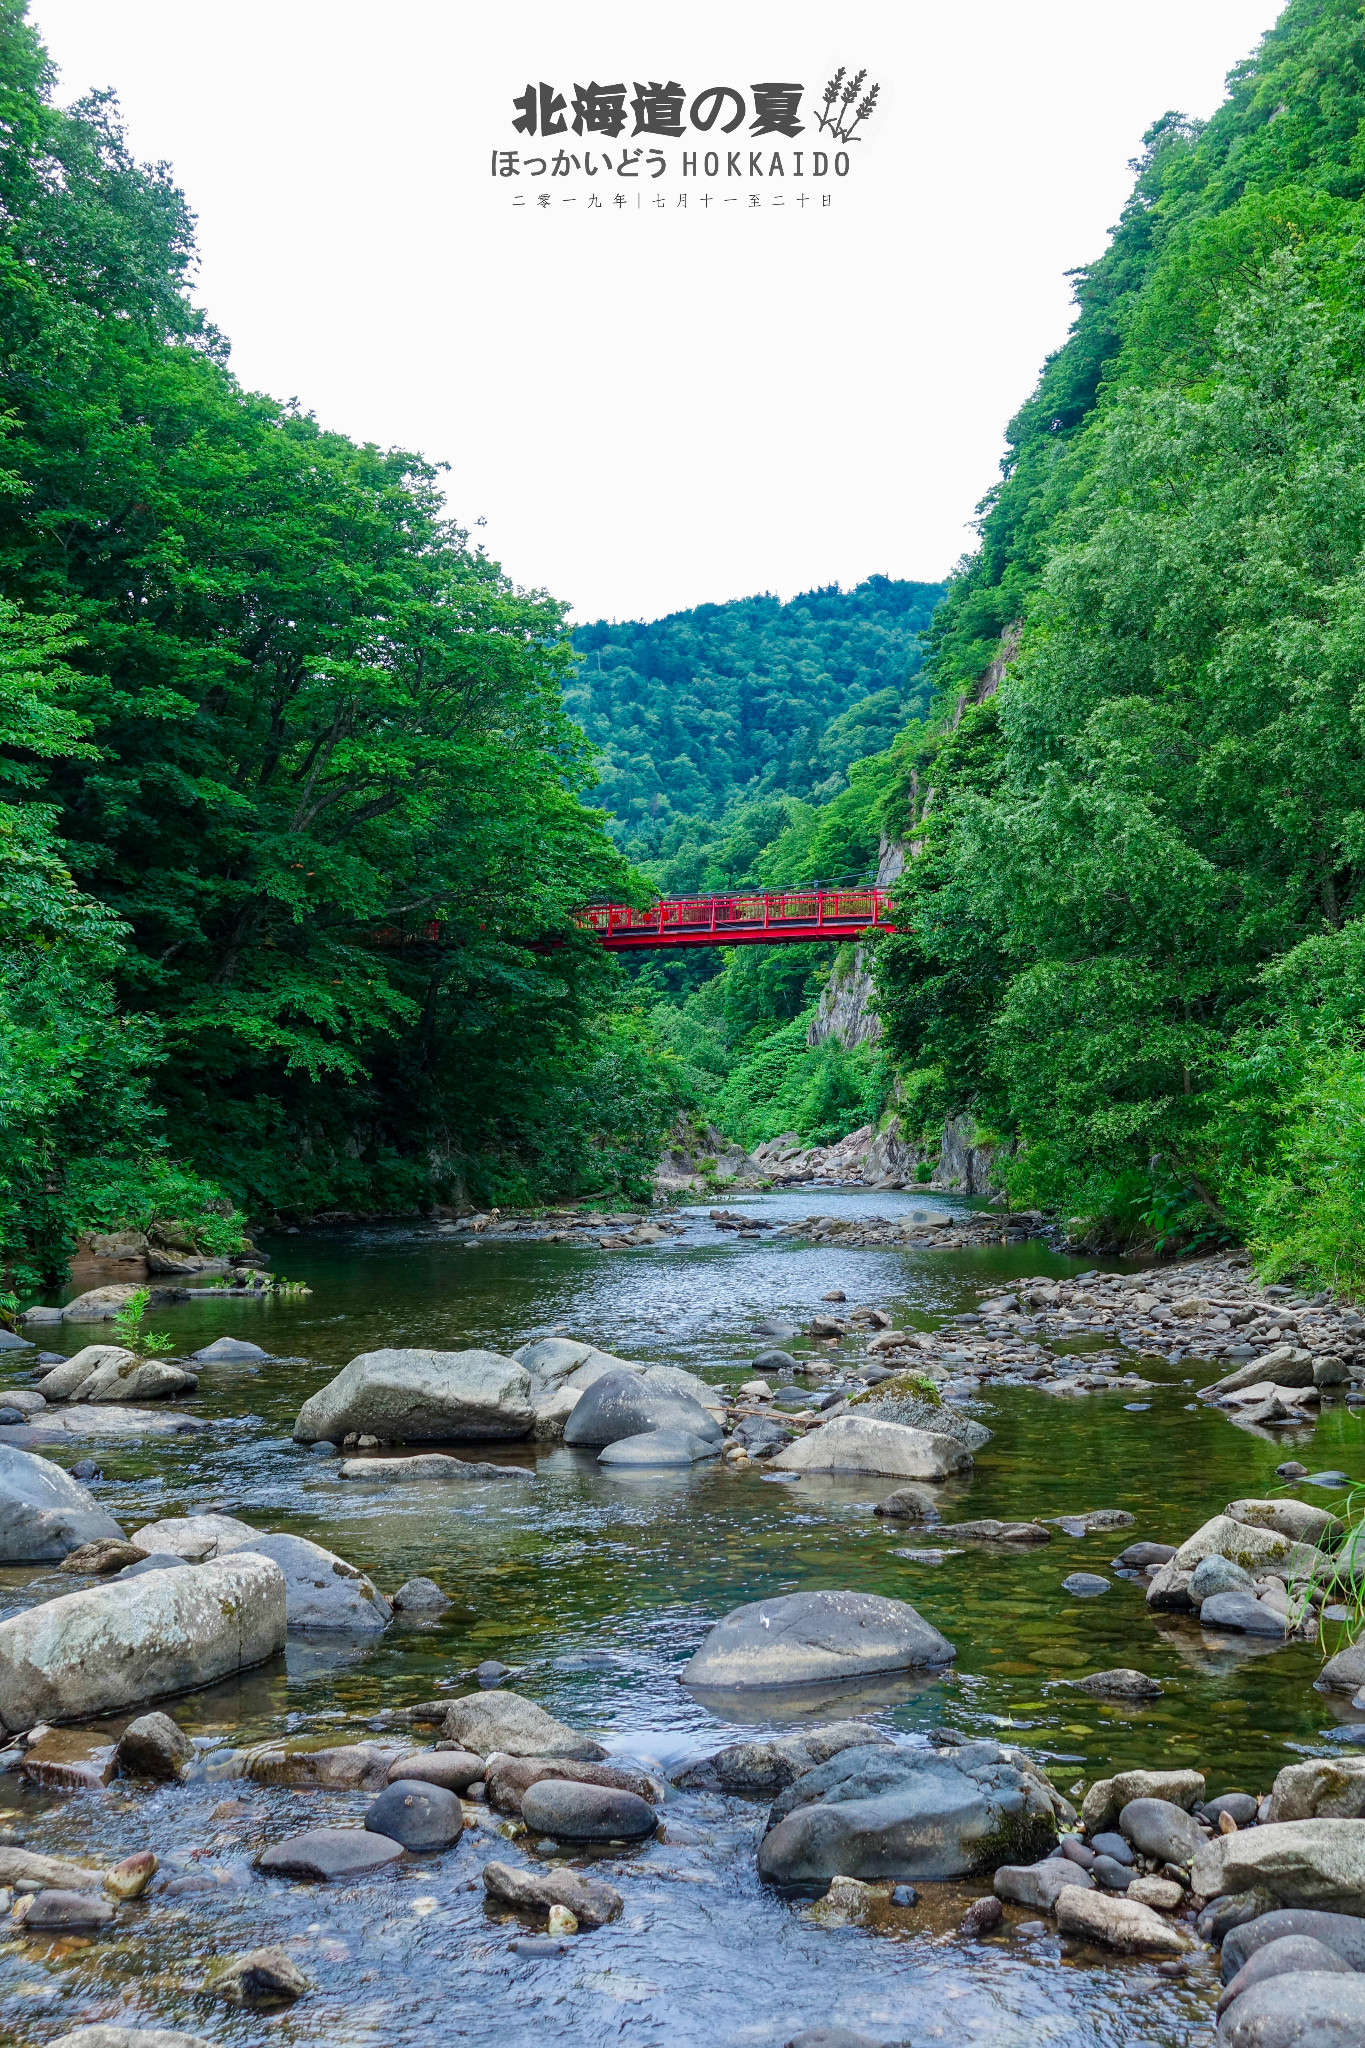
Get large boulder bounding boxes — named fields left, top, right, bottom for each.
left=440, top=1688, right=606, bottom=1761
left=757, top=1741, right=1057, bottom=1888
left=36, top=1346, right=133, bottom=1400
left=60, top=1285, right=144, bottom=1323
left=236, top=1532, right=391, bottom=1632
left=563, top=1369, right=721, bottom=1450
left=1206, top=1348, right=1315, bottom=1396
left=1222, top=1908, right=1365, bottom=1982
left=1193, top=1820, right=1365, bottom=1914
left=1226, top=1499, right=1343, bottom=1549
left=74, top=1356, right=197, bottom=1403
left=0, top=1552, right=285, bottom=1730
left=770, top=1417, right=972, bottom=1481
left=1174, top=1514, right=1320, bottom=1580
left=0, top=1444, right=123, bottom=1561
left=1217, top=1972, right=1365, bottom=2045
left=293, top=1348, right=533, bottom=1443
left=1267, top=1760, right=1365, bottom=1825
left=514, top=1338, right=639, bottom=1391
left=129, top=1513, right=262, bottom=1561
left=682, top=1589, right=955, bottom=1691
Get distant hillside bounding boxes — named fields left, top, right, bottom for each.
left=568, top=577, right=944, bottom=860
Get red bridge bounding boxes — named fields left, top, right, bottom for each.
left=573, top=886, right=895, bottom=951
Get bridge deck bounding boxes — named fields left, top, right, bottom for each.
left=574, top=888, right=895, bottom=951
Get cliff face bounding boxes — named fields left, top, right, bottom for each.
left=806, top=835, right=905, bottom=1051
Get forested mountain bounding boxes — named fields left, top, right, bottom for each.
left=0, top=1, right=671, bottom=1285
left=567, top=578, right=942, bottom=862
left=873, top=0, right=1365, bottom=1284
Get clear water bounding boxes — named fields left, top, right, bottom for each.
left=3, top=1188, right=1363, bottom=2047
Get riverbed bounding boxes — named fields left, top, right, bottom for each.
left=3, top=1187, right=1363, bottom=2047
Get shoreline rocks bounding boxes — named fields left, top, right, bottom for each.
left=293, top=1348, right=535, bottom=1444
left=0, top=1552, right=286, bottom=1729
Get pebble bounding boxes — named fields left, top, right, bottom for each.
left=890, top=1884, right=919, bottom=1907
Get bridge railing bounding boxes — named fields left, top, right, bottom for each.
left=573, top=887, right=894, bottom=941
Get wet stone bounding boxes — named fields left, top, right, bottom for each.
left=519, top=1779, right=657, bottom=1843
left=1062, top=1573, right=1111, bottom=1596
left=385, top=1749, right=485, bottom=1793
left=257, top=1825, right=406, bottom=1879
left=364, top=1780, right=464, bottom=1850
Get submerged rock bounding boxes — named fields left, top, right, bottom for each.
left=683, top=1589, right=955, bottom=1691
left=758, top=1741, right=1058, bottom=1887
left=1074, top=1669, right=1162, bottom=1699
left=293, top=1347, right=535, bottom=1443
left=337, top=1453, right=532, bottom=1482
left=872, top=1485, right=942, bottom=1521
left=440, top=1688, right=606, bottom=1761
left=0, top=1443, right=123, bottom=1561
left=208, top=1944, right=310, bottom=2005
left=0, top=1551, right=286, bottom=1731
left=236, top=1532, right=391, bottom=1632
left=391, top=1576, right=450, bottom=1611
left=598, top=1428, right=720, bottom=1466
left=49, top=2028, right=215, bottom=2048
left=481, top=1858, right=623, bottom=1929
left=257, top=1825, right=405, bottom=1879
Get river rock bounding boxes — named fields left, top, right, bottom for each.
left=386, top=1749, right=485, bottom=1792
left=1208, top=1348, right=1316, bottom=1395
left=115, top=1710, right=193, bottom=1780
left=481, top=1858, right=623, bottom=1929
left=1, top=1447, right=125, bottom=1566
left=1129, top=1876, right=1184, bottom=1910
left=128, top=1513, right=261, bottom=1561
left=25, top=1728, right=126, bottom=1791
left=683, top=1588, right=955, bottom=1691
left=995, top=1856, right=1094, bottom=1910
left=208, top=1944, right=310, bottom=2004
left=941, top=1519, right=1050, bottom=1544
left=1266, top=1761, right=1365, bottom=1824
left=1191, top=1554, right=1257, bottom=1601
left=74, top=1356, right=197, bottom=1403
left=1222, top=1909, right=1365, bottom=1981
left=1063, top=1573, right=1111, bottom=1596
left=118, top=1551, right=191, bottom=1579
left=1082, top=1769, right=1205, bottom=1831
left=1201, top=1591, right=1288, bottom=1637
left=59, top=1537, right=146, bottom=1575
left=520, top=1779, right=657, bottom=1842
left=872, top=1485, right=941, bottom=1520
left=441, top=1688, right=606, bottom=1760
left=337, top=1452, right=533, bottom=1481
left=237, top=1740, right=392, bottom=1790
left=49, top=2029, right=216, bottom=2047
left=236, top=1532, right=391, bottom=1632
left=364, top=1780, right=464, bottom=1850
left=598, top=1427, right=720, bottom=1466
left=1175, top=1514, right=1320, bottom=1579
left=22, top=1888, right=117, bottom=1929
left=514, top=1338, right=639, bottom=1391
left=1119, top=1797, right=1204, bottom=1864
left=1074, top=1669, right=1162, bottom=1699
left=1227, top=1499, right=1343, bottom=1548
left=674, top=1722, right=895, bottom=1796
left=485, top=1755, right=660, bottom=1813
left=1054, top=1884, right=1193, bottom=1953
left=293, top=1347, right=534, bottom=1443
left=563, top=1369, right=721, bottom=1450
left=1218, top=1934, right=1358, bottom=2017
left=392, top=1576, right=450, bottom=1611
left=0, top=1551, right=286, bottom=1730
left=1320, top=1634, right=1365, bottom=1695
left=257, top=1825, right=405, bottom=1879
left=60, top=1286, right=144, bottom=1323
left=1193, top=1819, right=1365, bottom=1913
left=1116, top=1541, right=1177, bottom=1569
left=771, top=1417, right=972, bottom=1481
left=641, top=1363, right=726, bottom=1414
left=758, top=1742, right=1057, bottom=1887
left=0, top=1845, right=109, bottom=1890
left=1146, top=1561, right=1197, bottom=1610
left=1216, top=1972, right=1365, bottom=2044
left=192, top=1337, right=268, bottom=1363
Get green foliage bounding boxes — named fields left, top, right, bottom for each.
left=870, top=2, right=1365, bottom=1281
left=111, top=1285, right=174, bottom=1357
left=0, top=0, right=666, bottom=1262
left=568, top=578, right=942, bottom=862
left=707, top=1014, right=890, bottom=1150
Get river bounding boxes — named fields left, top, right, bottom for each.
left=3, top=1187, right=1363, bottom=2047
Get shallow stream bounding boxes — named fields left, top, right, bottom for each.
left=3, top=1188, right=1364, bottom=2047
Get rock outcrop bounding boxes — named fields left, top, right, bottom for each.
left=293, top=1348, right=535, bottom=1443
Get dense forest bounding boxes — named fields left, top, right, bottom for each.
left=568, top=579, right=941, bottom=866
left=872, top=0, right=1365, bottom=1287
left=0, top=1, right=676, bottom=1291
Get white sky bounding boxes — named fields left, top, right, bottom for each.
left=33, top=1, right=1281, bottom=623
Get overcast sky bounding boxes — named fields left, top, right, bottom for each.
left=33, top=1, right=1281, bottom=622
